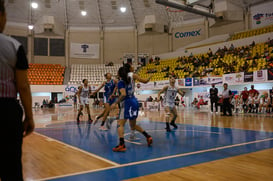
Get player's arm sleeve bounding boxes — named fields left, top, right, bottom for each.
left=118, top=81, right=125, bottom=90
left=16, top=45, right=29, bottom=70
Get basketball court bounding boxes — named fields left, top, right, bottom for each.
left=22, top=107, right=273, bottom=180
left=2, top=0, right=273, bottom=180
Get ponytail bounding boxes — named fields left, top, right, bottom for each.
left=0, top=0, right=5, bottom=13
left=123, top=63, right=132, bottom=84
left=118, top=65, right=130, bottom=85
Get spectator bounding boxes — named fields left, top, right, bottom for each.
left=175, top=96, right=180, bottom=106
left=229, top=43, right=235, bottom=51
left=192, top=98, right=198, bottom=107
left=249, top=85, right=259, bottom=96
left=0, top=2, right=34, bottom=180
left=149, top=57, right=153, bottom=64
left=207, top=48, right=213, bottom=57
left=250, top=40, right=256, bottom=47
left=240, top=87, right=249, bottom=112
left=181, top=96, right=186, bottom=107
left=196, top=96, right=206, bottom=109
left=269, top=86, right=273, bottom=104
left=259, top=92, right=271, bottom=113
left=162, top=66, right=170, bottom=72
left=253, top=93, right=260, bottom=113
left=147, top=96, right=153, bottom=102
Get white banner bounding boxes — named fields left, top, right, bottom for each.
left=207, top=76, right=223, bottom=85
left=223, top=74, right=235, bottom=84
left=233, top=72, right=244, bottom=84
left=64, top=85, right=99, bottom=96
left=70, top=43, right=99, bottom=59
left=254, top=70, right=268, bottom=82
left=251, top=1, right=273, bottom=28
left=136, top=80, right=176, bottom=90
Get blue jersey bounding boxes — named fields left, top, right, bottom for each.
left=117, top=73, right=135, bottom=99
left=118, top=75, right=138, bottom=120
left=117, top=81, right=134, bottom=99
left=104, top=79, right=115, bottom=97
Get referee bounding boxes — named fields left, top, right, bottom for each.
left=0, top=1, right=34, bottom=180
left=221, top=83, right=233, bottom=116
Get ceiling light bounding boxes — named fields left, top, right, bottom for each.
left=120, top=7, right=126, bottom=13
left=81, top=10, right=87, bottom=16
left=28, top=25, right=34, bottom=30
left=31, top=2, right=38, bottom=9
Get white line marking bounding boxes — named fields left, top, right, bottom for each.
left=34, top=165, right=119, bottom=181
left=124, top=133, right=142, bottom=145
left=124, top=139, right=142, bottom=145
left=33, top=132, right=120, bottom=166
left=35, top=137, right=273, bottom=181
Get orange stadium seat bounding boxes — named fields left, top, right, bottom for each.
left=27, top=64, right=65, bottom=85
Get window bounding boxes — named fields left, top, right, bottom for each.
left=34, top=38, right=48, bottom=56
left=50, top=39, right=65, bottom=56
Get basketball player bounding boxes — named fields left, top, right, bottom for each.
left=157, top=76, right=185, bottom=132
left=77, top=79, right=93, bottom=124
left=92, top=73, right=117, bottom=130
left=111, top=64, right=152, bottom=152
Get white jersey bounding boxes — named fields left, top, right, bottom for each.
left=263, top=97, right=270, bottom=104
left=127, top=72, right=135, bottom=97
left=164, top=86, right=177, bottom=107
left=80, top=85, right=91, bottom=98
left=248, top=97, right=253, bottom=105
left=254, top=97, right=260, bottom=104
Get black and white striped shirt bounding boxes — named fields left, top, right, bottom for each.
left=0, top=33, right=28, bottom=98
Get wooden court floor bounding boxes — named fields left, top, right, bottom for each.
left=22, top=106, right=273, bottom=181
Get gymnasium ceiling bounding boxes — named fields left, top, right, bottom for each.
left=5, top=0, right=272, bottom=29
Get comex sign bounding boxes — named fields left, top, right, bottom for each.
left=175, top=29, right=201, bottom=38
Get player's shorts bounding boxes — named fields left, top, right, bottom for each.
left=80, top=97, right=89, bottom=105
left=124, top=97, right=139, bottom=120
left=104, top=95, right=116, bottom=105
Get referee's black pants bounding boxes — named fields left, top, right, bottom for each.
left=210, top=98, right=218, bottom=112
left=0, top=98, right=23, bottom=181
left=223, top=98, right=232, bottom=116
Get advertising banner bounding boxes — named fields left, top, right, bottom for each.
left=244, top=72, right=254, bottom=82
left=254, top=70, right=267, bottom=82
left=268, top=69, right=273, bottom=80
left=207, top=76, right=223, bottom=85
left=251, top=1, right=273, bottom=28
left=70, top=43, right=99, bottom=59
left=193, top=77, right=200, bottom=86
left=199, top=77, right=209, bottom=85
left=223, top=74, right=235, bottom=84
left=185, top=78, right=192, bottom=86
left=234, top=72, right=244, bottom=84
left=178, top=79, right=185, bottom=86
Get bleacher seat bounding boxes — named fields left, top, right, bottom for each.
left=231, top=25, right=273, bottom=41
left=68, top=64, right=124, bottom=85
left=28, top=64, right=65, bottom=85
